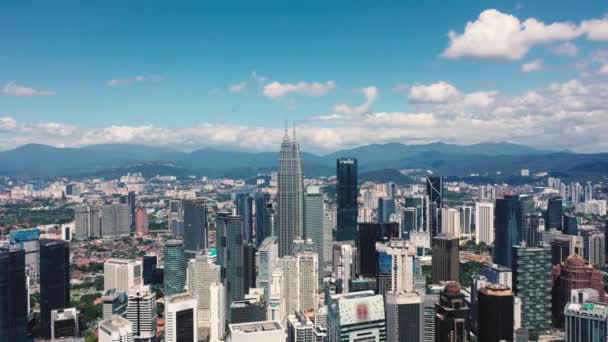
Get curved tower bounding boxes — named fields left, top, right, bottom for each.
left=277, top=127, right=304, bottom=256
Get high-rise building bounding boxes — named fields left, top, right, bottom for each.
left=479, top=184, right=496, bottom=201
left=287, top=312, right=315, bottom=342
left=385, top=292, right=423, bottom=342
left=494, top=195, right=522, bottom=269
left=475, top=202, right=494, bottom=245
left=296, top=250, right=319, bottom=312
left=165, top=293, right=198, bottom=342
left=9, top=228, right=41, bottom=285
left=142, top=254, right=157, bottom=285
left=102, top=289, right=128, bottom=320
left=358, top=222, right=399, bottom=277
left=258, top=237, right=278, bottom=298
left=401, top=208, right=417, bottom=239
left=512, top=243, right=552, bottom=338
left=377, top=197, right=396, bottom=223
left=459, top=206, right=472, bottom=237
left=164, top=239, right=186, bottom=296
left=104, top=258, right=143, bottom=292
left=333, top=242, right=357, bottom=293
left=168, top=199, right=184, bottom=236
left=236, top=192, right=254, bottom=244
left=229, top=321, right=287, bottom=342
left=480, top=262, right=512, bottom=288
left=209, top=282, right=225, bottom=342
left=583, top=231, right=605, bottom=267
left=327, top=291, right=386, bottom=342
left=230, top=298, right=266, bottom=323
left=216, top=213, right=245, bottom=307
left=563, top=214, right=578, bottom=236
left=323, top=207, right=333, bottom=264
left=101, top=203, right=132, bottom=238
left=50, top=308, right=79, bottom=339
left=426, top=176, right=443, bottom=238
left=441, top=208, right=461, bottom=238
left=423, top=294, right=438, bottom=342
left=187, top=251, right=220, bottom=327
left=74, top=205, right=102, bottom=240
left=39, top=239, right=70, bottom=339
left=552, top=254, right=605, bottom=325
left=268, top=268, right=284, bottom=322
left=546, top=197, right=563, bottom=231
left=127, top=285, right=157, bottom=342
left=477, top=284, right=514, bottom=342
left=135, top=206, right=149, bottom=236
left=98, top=315, right=134, bottom=342
left=405, top=195, right=429, bottom=232
left=0, top=248, right=27, bottom=341
left=564, top=302, right=608, bottom=342
left=182, top=199, right=208, bottom=255
left=278, top=128, right=305, bottom=257
left=432, top=235, right=459, bottom=284
left=336, top=158, right=358, bottom=241
left=435, top=282, right=469, bottom=342
left=254, top=192, right=271, bottom=247
left=304, top=185, right=325, bottom=287
left=523, top=213, right=542, bottom=247
left=281, top=256, right=299, bottom=317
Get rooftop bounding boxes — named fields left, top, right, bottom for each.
left=230, top=321, right=282, bottom=333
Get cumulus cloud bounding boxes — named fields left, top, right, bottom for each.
left=409, top=81, right=460, bottom=103
left=598, top=64, right=608, bottom=75
left=228, top=81, right=247, bottom=93
left=107, top=75, right=165, bottom=87
left=552, top=42, right=578, bottom=57
left=4, top=79, right=608, bottom=153
left=521, top=59, right=544, bottom=72
left=263, top=80, right=336, bottom=99
left=2, top=82, right=55, bottom=96
left=333, top=86, right=378, bottom=116
left=580, top=17, right=608, bottom=41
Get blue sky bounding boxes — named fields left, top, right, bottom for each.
left=1, top=0, right=608, bottom=153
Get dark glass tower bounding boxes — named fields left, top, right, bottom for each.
left=493, top=195, right=522, bottom=269
left=357, top=222, right=399, bottom=277
left=164, top=240, right=186, bottom=296
left=216, top=213, right=245, bottom=308
left=142, top=254, right=157, bottom=285
left=236, top=193, right=254, bottom=244
left=432, top=235, right=459, bottom=283
left=546, top=197, right=563, bottom=231
left=254, top=192, right=270, bottom=247
left=477, top=284, right=514, bottom=342
left=435, top=282, right=469, bottom=342
left=182, top=199, right=208, bottom=255
left=563, top=214, right=578, bottom=236
left=426, top=176, right=443, bottom=238
left=0, top=248, right=27, bottom=341
left=40, top=240, right=70, bottom=339
left=336, top=158, right=358, bottom=241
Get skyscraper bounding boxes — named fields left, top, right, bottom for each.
left=257, top=237, right=278, bottom=298
left=458, top=206, right=472, bottom=237
left=336, top=158, right=358, bottom=241
left=401, top=208, right=417, bottom=239
left=296, top=250, right=319, bottom=312
left=9, top=228, right=41, bottom=285
left=494, top=195, right=522, bottom=269
left=426, top=176, right=443, bottom=238
left=0, top=248, right=27, bottom=341
left=40, top=239, right=70, bottom=339
left=209, top=282, right=226, bottom=342
left=142, top=254, right=157, bottom=286
left=182, top=199, right=208, bottom=255
left=98, top=315, right=133, bottom=342
left=435, top=282, right=469, bottom=342
left=104, top=258, right=143, bottom=292
left=477, top=284, right=514, bottom=342
left=512, top=243, right=552, bottom=339
left=441, top=208, right=461, bottom=238
left=165, top=293, right=198, bottom=342
left=216, top=213, right=245, bottom=307
left=475, top=202, right=494, bottom=245
left=187, top=251, right=220, bottom=327
left=127, top=285, right=157, bottom=342
left=304, top=185, right=325, bottom=286
left=358, top=222, right=399, bottom=277
left=236, top=192, right=254, bottom=244
left=277, top=128, right=304, bottom=257
left=385, top=293, right=423, bottom=342
left=564, top=302, right=608, bottom=342
left=135, top=206, right=149, bottom=236
left=546, top=197, right=563, bottom=231
left=254, top=192, right=271, bottom=247
left=164, top=239, right=186, bottom=296
left=432, top=235, right=459, bottom=284
left=327, top=291, right=386, bottom=342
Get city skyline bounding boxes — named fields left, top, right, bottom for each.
left=2, top=1, right=608, bottom=153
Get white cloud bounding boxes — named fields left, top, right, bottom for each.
left=552, top=42, right=578, bottom=57
left=442, top=9, right=583, bottom=60
left=263, top=80, right=336, bottom=99
left=2, top=82, right=55, bottom=96
left=521, top=59, right=544, bottom=72
left=580, top=17, right=608, bottom=41
left=463, top=91, right=498, bottom=107
left=409, top=81, right=460, bottom=103
left=228, top=81, right=247, bottom=93
left=107, top=75, right=165, bottom=86
left=599, top=64, right=608, bottom=75
left=333, top=86, right=378, bottom=116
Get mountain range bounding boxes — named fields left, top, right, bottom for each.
left=1, top=142, right=606, bottom=180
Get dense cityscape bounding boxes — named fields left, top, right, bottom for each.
left=2, top=129, right=608, bottom=342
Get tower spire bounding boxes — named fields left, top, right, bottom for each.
left=292, top=121, right=296, bottom=142
left=284, top=120, right=289, bottom=139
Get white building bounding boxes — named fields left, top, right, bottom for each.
left=104, top=258, right=143, bottom=292
left=98, top=315, right=134, bottom=342
left=327, top=291, right=386, bottom=342
left=227, top=321, right=286, bottom=342
left=127, top=285, right=157, bottom=342
left=441, top=208, right=461, bottom=238
left=210, top=282, right=226, bottom=342
left=187, top=251, right=220, bottom=327
left=268, top=268, right=284, bottom=322
left=165, top=293, right=198, bottom=342
left=296, top=250, right=319, bottom=312
left=475, top=202, right=495, bottom=245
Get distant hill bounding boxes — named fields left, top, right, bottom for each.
left=0, top=142, right=605, bottom=180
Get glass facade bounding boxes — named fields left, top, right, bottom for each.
left=336, top=158, right=358, bottom=241
left=40, top=240, right=70, bottom=339
left=493, top=195, right=522, bottom=269
left=164, top=240, right=186, bottom=296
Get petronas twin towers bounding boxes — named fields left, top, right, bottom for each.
left=277, top=127, right=304, bottom=256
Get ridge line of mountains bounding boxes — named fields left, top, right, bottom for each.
left=1, top=142, right=606, bottom=180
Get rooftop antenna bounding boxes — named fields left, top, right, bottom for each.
left=292, top=121, right=296, bottom=142
left=283, top=119, right=289, bottom=138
